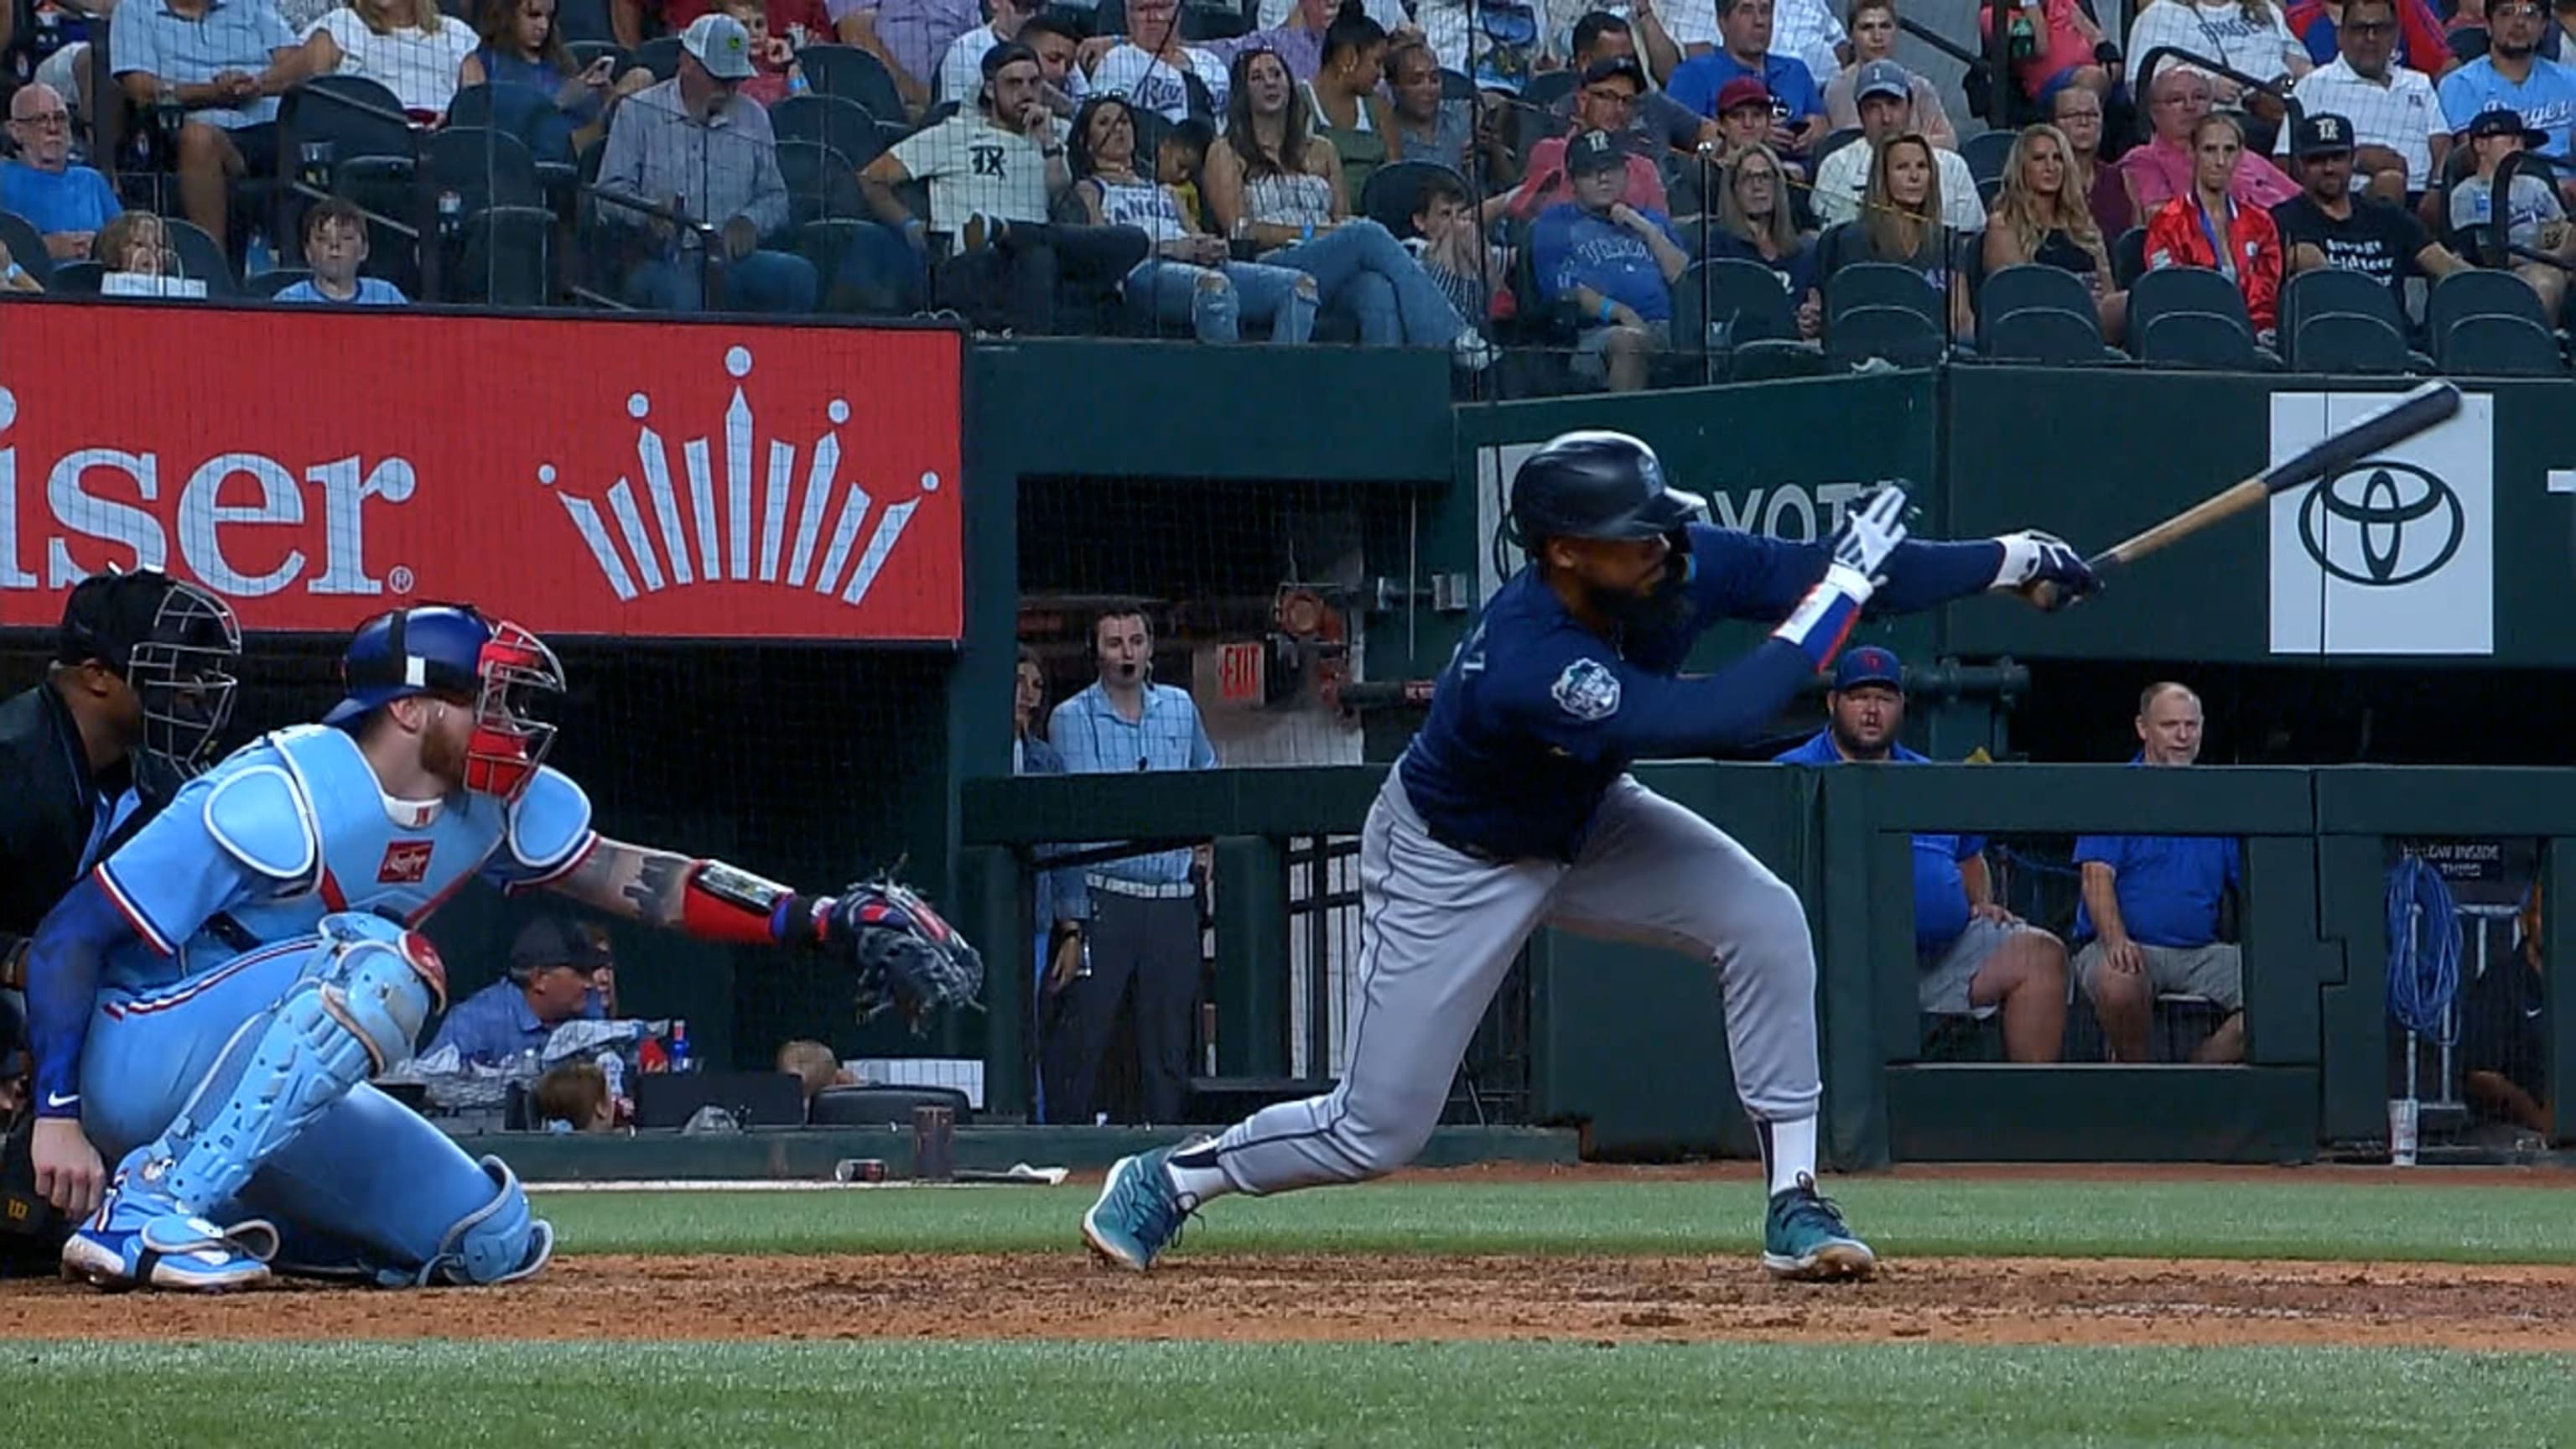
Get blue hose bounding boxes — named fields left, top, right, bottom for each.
left=2386, top=854, right=2463, bottom=1045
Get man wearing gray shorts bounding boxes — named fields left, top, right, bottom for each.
left=1775, top=647, right=2069, bottom=1062
left=2070, top=682, right=2245, bottom=1063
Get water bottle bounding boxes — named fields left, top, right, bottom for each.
left=244, top=227, right=275, bottom=278
left=2008, top=0, right=2038, bottom=63
left=598, top=1049, right=626, bottom=1104
left=667, top=1019, right=693, bottom=1074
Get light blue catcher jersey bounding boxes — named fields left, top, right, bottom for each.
left=89, top=724, right=596, bottom=993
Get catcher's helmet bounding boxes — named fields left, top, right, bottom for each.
left=1506, top=431, right=1709, bottom=552
left=323, top=605, right=564, bottom=801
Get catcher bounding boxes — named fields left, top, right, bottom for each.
left=23, top=604, right=982, bottom=1291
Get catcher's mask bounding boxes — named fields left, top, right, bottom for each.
left=325, top=605, right=564, bottom=802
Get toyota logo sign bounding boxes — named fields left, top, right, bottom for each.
left=2295, top=461, right=2465, bottom=588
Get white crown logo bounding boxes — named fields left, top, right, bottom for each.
left=539, top=345, right=938, bottom=606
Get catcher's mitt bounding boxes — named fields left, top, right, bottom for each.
left=819, top=876, right=984, bottom=1032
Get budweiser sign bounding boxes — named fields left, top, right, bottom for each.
left=0, top=302, right=963, bottom=641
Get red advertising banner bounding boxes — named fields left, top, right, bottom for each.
left=0, top=302, right=963, bottom=641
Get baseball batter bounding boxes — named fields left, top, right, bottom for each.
left=1083, top=431, right=2096, bottom=1280
left=24, top=605, right=981, bottom=1291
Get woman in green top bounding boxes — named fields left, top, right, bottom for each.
left=1304, top=5, right=1400, bottom=214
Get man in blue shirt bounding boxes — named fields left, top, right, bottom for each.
left=1532, top=128, right=1689, bottom=392
left=426, top=916, right=614, bottom=1067
left=1046, top=607, right=1217, bottom=1125
left=2, top=83, right=122, bottom=262
left=2071, top=682, right=2246, bottom=1063
left=1776, top=647, right=2068, bottom=1062
left=2438, top=0, right=2576, bottom=162
left=107, top=0, right=299, bottom=257
left=1668, top=0, right=1826, bottom=153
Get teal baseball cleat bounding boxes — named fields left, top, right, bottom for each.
left=1081, top=1146, right=1195, bottom=1271
left=1761, top=1172, right=1877, bottom=1282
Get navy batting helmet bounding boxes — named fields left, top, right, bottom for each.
left=1505, top=431, right=1708, bottom=552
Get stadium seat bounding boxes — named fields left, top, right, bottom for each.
left=808, top=1083, right=974, bottom=1127
left=246, top=266, right=312, bottom=299
left=556, top=0, right=617, bottom=44
left=0, top=210, right=53, bottom=288
left=447, top=83, right=578, bottom=170
left=1359, top=159, right=1467, bottom=239
left=1670, top=259, right=1827, bottom=379
left=2137, top=309, right=2263, bottom=368
left=1822, top=257, right=1943, bottom=330
left=2426, top=267, right=2556, bottom=348
left=447, top=205, right=555, bottom=305
left=634, top=35, right=683, bottom=80
left=2441, top=313, right=2565, bottom=376
left=1827, top=303, right=1946, bottom=366
left=2110, top=225, right=2147, bottom=288
left=1961, top=127, right=2016, bottom=190
left=2277, top=266, right=2428, bottom=371
left=45, top=260, right=104, bottom=293
left=798, top=44, right=907, bottom=127
left=425, top=127, right=545, bottom=212
left=1439, top=66, right=1474, bottom=100
left=160, top=216, right=239, bottom=294
left=2289, top=310, right=2413, bottom=373
left=1522, top=69, right=1577, bottom=117
left=1983, top=304, right=2123, bottom=364
left=777, top=139, right=866, bottom=222
left=772, top=93, right=886, bottom=174
left=1178, top=0, right=1250, bottom=40
left=568, top=39, right=631, bottom=74
left=1978, top=262, right=2091, bottom=334
left=2128, top=263, right=2257, bottom=348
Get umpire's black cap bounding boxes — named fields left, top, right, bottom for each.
left=55, top=569, right=212, bottom=673
left=1507, top=430, right=1709, bottom=552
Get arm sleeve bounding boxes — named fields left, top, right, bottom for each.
left=1046, top=699, right=1093, bottom=772
left=1530, top=210, right=1572, bottom=299
left=1018, top=740, right=1091, bottom=921
left=1189, top=709, right=1218, bottom=769
left=1678, top=523, right=2004, bottom=621
left=25, top=877, right=143, bottom=1117
left=1512, top=637, right=1825, bottom=764
left=593, top=106, right=648, bottom=217
left=111, top=1, right=159, bottom=79
left=2071, top=834, right=2123, bottom=867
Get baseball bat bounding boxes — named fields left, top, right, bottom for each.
left=2028, top=380, right=2464, bottom=610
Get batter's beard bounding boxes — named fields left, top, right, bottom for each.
left=1589, top=563, right=1694, bottom=638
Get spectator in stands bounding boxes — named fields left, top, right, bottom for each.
left=3, top=81, right=119, bottom=262
left=2462, top=880, right=2550, bottom=1134
left=1406, top=167, right=1512, bottom=334
left=1490, top=56, right=1672, bottom=221
left=0, top=234, right=38, bottom=292
left=92, top=210, right=179, bottom=277
left=1823, top=0, right=1955, bottom=149
left=532, top=1060, right=621, bottom=1131
left=596, top=13, right=818, bottom=312
left=2276, top=110, right=2467, bottom=311
left=1187, top=0, right=1351, bottom=85
left=2118, top=66, right=2301, bottom=215
left=428, top=915, right=614, bottom=1067
left=1669, top=0, right=1828, bottom=154
left=1072, top=92, right=1320, bottom=341
left=2127, top=0, right=2311, bottom=109
left=109, top=0, right=299, bottom=257
left=718, top=0, right=805, bottom=105
left=1013, top=644, right=1090, bottom=1046
left=937, top=0, right=1040, bottom=103
left=1413, top=0, right=1550, bottom=92
left=776, top=1037, right=854, bottom=1101
left=1985, top=121, right=2125, bottom=340
left=1669, top=0, right=1846, bottom=88
left=460, top=0, right=649, bottom=153
left=1386, top=35, right=1485, bottom=174
left=865, top=43, right=1145, bottom=334
left=1701, top=75, right=1807, bottom=179
left=621, top=0, right=828, bottom=58
left=2439, top=0, right=2576, bottom=166
left=1204, top=47, right=1494, bottom=363
left=1085, top=0, right=1230, bottom=122
left=1160, top=116, right=1217, bottom=226
left=1046, top=607, right=1219, bottom=1127
left=2147, top=112, right=2285, bottom=334
left=1707, top=142, right=1821, bottom=335
left=2275, top=0, right=2446, bottom=198
left=263, top=0, right=478, bottom=120
left=274, top=195, right=410, bottom=302
left=1989, top=0, right=2112, bottom=108
left=1535, top=127, right=1686, bottom=388
left=2285, top=0, right=2454, bottom=78
left=1305, top=8, right=1394, bottom=210
left=1816, top=130, right=1973, bottom=334
left=2449, top=105, right=2576, bottom=313
left=2072, top=681, right=2246, bottom=1065
left=2052, top=80, right=2134, bottom=236
left=1019, top=15, right=1084, bottom=118
left=1811, top=61, right=1984, bottom=227
left=1776, top=647, right=2070, bottom=1063
left=828, top=0, right=973, bottom=113
left=1562, top=11, right=1719, bottom=159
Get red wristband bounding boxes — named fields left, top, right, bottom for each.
left=678, top=859, right=805, bottom=947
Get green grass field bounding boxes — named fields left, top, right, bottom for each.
left=11, top=1173, right=2576, bottom=1447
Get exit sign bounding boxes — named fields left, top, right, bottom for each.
left=1218, top=641, right=1265, bottom=703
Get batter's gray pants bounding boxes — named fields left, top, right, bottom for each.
left=1197, top=771, right=1820, bottom=1194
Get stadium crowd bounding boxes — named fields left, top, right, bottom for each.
left=5, top=0, right=2576, bottom=381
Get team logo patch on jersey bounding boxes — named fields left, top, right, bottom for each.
left=1551, top=658, right=1622, bottom=721
left=378, top=840, right=434, bottom=884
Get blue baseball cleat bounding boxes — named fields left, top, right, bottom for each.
left=1762, top=1172, right=1877, bottom=1282
left=60, top=1173, right=279, bottom=1293
left=1081, top=1146, right=1195, bottom=1271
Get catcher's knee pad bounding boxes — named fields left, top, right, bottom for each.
left=156, top=917, right=439, bottom=1213
left=413, top=1156, right=553, bottom=1288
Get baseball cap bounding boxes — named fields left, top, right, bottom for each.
left=1581, top=55, right=1648, bottom=91
left=2466, top=106, right=2553, bottom=149
left=1831, top=646, right=1904, bottom=693
left=2291, top=111, right=2355, bottom=158
left=1716, top=75, right=1773, bottom=116
left=1566, top=127, right=1625, bottom=175
left=679, top=12, right=756, bottom=80
left=510, top=916, right=614, bottom=978
left=1854, top=60, right=1909, bottom=104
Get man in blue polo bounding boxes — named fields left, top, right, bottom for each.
left=1777, top=647, right=2069, bottom=1062
left=2070, top=681, right=2245, bottom=1063
left=1668, top=0, right=1827, bottom=154
left=427, top=917, right=615, bottom=1067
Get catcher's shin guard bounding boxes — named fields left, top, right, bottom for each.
left=143, top=915, right=439, bottom=1218
left=410, top=1156, right=553, bottom=1287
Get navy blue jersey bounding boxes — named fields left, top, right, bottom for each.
left=1398, top=524, right=1999, bottom=861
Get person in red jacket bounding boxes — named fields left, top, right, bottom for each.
left=2144, top=112, right=2286, bottom=335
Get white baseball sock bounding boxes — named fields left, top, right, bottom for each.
left=1164, top=1145, right=1234, bottom=1208
left=1761, top=1115, right=1819, bottom=1197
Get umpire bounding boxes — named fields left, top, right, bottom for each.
left=0, top=569, right=241, bottom=1276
